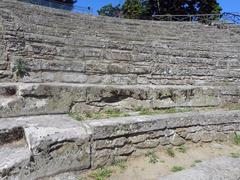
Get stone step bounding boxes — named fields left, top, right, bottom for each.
left=0, top=145, right=30, bottom=179
left=0, top=114, right=91, bottom=179
left=0, top=82, right=239, bottom=118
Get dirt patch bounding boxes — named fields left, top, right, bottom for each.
left=80, top=142, right=240, bottom=180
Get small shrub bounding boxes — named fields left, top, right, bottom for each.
left=234, top=133, right=240, bottom=145
left=166, top=147, right=175, bottom=157
left=12, top=60, right=30, bottom=79
left=90, top=168, right=112, bottom=180
left=171, top=166, right=185, bottom=172
left=177, top=145, right=187, bottom=153
left=145, top=151, right=159, bottom=164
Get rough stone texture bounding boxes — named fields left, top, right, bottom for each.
left=0, top=115, right=91, bottom=179
left=0, top=0, right=239, bottom=86
left=160, top=156, right=240, bottom=180
left=0, top=0, right=240, bottom=179
left=1, top=83, right=239, bottom=118
left=0, top=110, right=240, bottom=178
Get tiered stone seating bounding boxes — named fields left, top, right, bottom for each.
left=0, top=0, right=240, bottom=179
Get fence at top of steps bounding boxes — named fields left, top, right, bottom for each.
left=152, top=13, right=240, bottom=25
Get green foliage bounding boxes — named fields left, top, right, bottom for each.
left=137, top=107, right=191, bottom=116
left=166, top=147, right=175, bottom=157
left=12, top=60, right=30, bottom=79
left=99, top=0, right=222, bottom=20
left=234, top=134, right=240, bottom=145
left=230, top=152, right=240, bottom=158
left=149, top=0, right=222, bottom=16
left=122, top=0, right=143, bottom=19
left=113, top=160, right=127, bottom=171
left=98, top=3, right=122, bottom=17
left=90, top=168, right=112, bottom=180
left=194, top=160, right=202, bottom=163
left=171, top=165, right=185, bottom=172
left=177, top=145, right=187, bottom=153
left=145, top=151, right=159, bottom=164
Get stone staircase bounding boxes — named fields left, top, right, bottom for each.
left=0, top=0, right=240, bottom=179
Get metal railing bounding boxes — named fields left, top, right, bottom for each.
left=18, top=0, right=92, bottom=14
left=152, top=13, right=240, bottom=25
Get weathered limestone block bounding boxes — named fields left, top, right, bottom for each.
left=85, top=116, right=167, bottom=140
left=170, top=133, right=185, bottom=146
left=22, top=115, right=91, bottom=179
left=129, top=134, right=149, bottom=144
left=94, top=137, right=128, bottom=150
left=201, top=132, right=214, bottom=142
left=134, top=139, right=160, bottom=149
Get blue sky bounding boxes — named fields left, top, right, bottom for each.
left=75, top=0, right=240, bottom=14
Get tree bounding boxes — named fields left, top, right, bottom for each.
left=122, top=0, right=143, bottom=19
left=98, top=4, right=122, bottom=17
left=98, top=0, right=222, bottom=20
left=148, top=0, right=222, bottom=16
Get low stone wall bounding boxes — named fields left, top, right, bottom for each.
left=1, top=110, right=240, bottom=179
left=85, top=110, right=240, bottom=168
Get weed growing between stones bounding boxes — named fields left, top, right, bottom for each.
left=12, top=60, right=30, bottom=80
left=89, top=168, right=112, bottom=180
left=166, top=147, right=175, bottom=157
left=137, top=107, right=192, bottom=116
left=177, top=145, right=187, bottom=153
left=145, top=151, right=159, bottom=164
left=234, top=133, right=240, bottom=145
left=171, top=166, right=185, bottom=172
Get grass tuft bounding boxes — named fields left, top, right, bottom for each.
left=234, top=133, right=240, bottom=145
left=166, top=147, right=175, bottom=157
left=177, top=145, right=187, bottom=153
left=90, top=168, right=112, bottom=180
left=113, top=160, right=127, bottom=171
left=171, top=166, right=185, bottom=172
left=230, top=152, right=240, bottom=158
left=145, top=151, right=159, bottom=164
left=194, top=160, right=202, bottom=163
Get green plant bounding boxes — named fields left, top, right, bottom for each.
left=113, top=160, right=127, bottom=171
left=171, top=166, right=185, bottom=172
left=12, top=60, right=30, bottom=79
left=166, top=147, right=175, bottom=157
left=234, top=134, right=240, bottom=145
left=194, top=160, right=202, bottom=163
left=139, top=107, right=154, bottom=115
left=230, top=152, right=240, bottom=158
left=104, top=108, right=129, bottom=118
left=145, top=151, right=159, bottom=164
left=177, top=145, right=187, bottom=153
left=90, top=168, right=112, bottom=180
left=68, top=112, right=84, bottom=121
